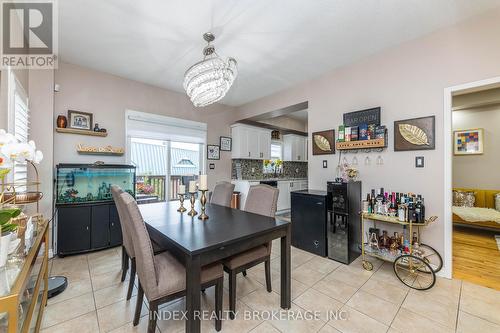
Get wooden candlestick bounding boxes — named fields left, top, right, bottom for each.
left=198, top=190, right=208, bottom=220
left=187, top=192, right=198, bottom=217
left=177, top=194, right=187, bottom=212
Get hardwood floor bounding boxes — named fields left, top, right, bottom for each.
left=453, top=225, right=500, bottom=290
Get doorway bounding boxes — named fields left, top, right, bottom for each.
left=444, top=76, right=500, bottom=287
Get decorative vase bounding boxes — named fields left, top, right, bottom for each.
left=56, top=115, right=67, bottom=128
left=0, top=232, right=13, bottom=267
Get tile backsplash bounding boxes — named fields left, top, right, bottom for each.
left=232, top=159, right=308, bottom=180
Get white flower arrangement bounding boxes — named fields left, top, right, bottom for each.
left=0, top=129, right=43, bottom=171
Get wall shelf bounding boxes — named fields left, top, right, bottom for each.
left=56, top=127, right=108, bottom=137
left=336, top=138, right=386, bottom=150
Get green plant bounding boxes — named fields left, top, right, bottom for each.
left=0, top=207, right=21, bottom=234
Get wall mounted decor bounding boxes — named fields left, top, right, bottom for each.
left=207, top=145, right=220, bottom=160
left=343, top=107, right=381, bottom=127
left=76, top=143, right=124, bottom=156
left=394, top=116, right=435, bottom=151
left=454, top=128, right=484, bottom=155
left=68, top=110, right=93, bottom=131
left=56, top=115, right=67, bottom=128
left=312, top=129, right=335, bottom=155
left=220, top=136, right=232, bottom=151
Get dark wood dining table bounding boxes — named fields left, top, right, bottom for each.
left=139, top=201, right=291, bottom=333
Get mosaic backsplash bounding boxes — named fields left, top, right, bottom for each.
left=232, top=159, right=308, bottom=180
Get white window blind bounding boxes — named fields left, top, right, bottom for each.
left=13, top=85, right=29, bottom=189
left=270, top=142, right=282, bottom=160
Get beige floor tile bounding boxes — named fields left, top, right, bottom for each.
left=47, top=277, right=93, bottom=306
left=271, top=250, right=314, bottom=270
left=460, top=281, right=500, bottom=325
left=247, top=264, right=280, bottom=286
left=154, top=298, right=218, bottom=333
left=269, top=305, right=326, bottom=333
left=312, top=278, right=358, bottom=303
left=292, top=264, right=328, bottom=286
left=270, top=276, right=309, bottom=300
left=360, top=278, right=408, bottom=305
left=402, top=290, right=457, bottom=328
left=323, top=264, right=373, bottom=289
left=97, top=296, right=148, bottom=332
left=51, top=256, right=90, bottom=282
left=87, top=247, right=120, bottom=261
left=223, top=274, right=265, bottom=298
left=42, top=292, right=95, bottom=329
left=90, top=260, right=122, bottom=277
left=346, top=290, right=399, bottom=326
left=108, top=316, right=159, bottom=333
left=352, top=256, right=385, bottom=270
left=457, top=310, right=500, bottom=333
left=293, top=288, right=343, bottom=321
left=92, top=269, right=130, bottom=291
left=370, top=262, right=406, bottom=287
left=94, top=282, right=138, bottom=309
left=408, top=276, right=461, bottom=307
left=250, top=321, right=281, bottom=333
left=40, top=311, right=99, bottom=333
left=241, top=289, right=296, bottom=313
left=318, top=324, right=342, bottom=333
left=300, top=256, right=342, bottom=275
left=329, top=305, right=388, bottom=333
left=215, top=300, right=263, bottom=333
left=391, top=308, right=454, bottom=333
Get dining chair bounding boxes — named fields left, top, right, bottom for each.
left=222, top=184, right=279, bottom=319
left=210, top=181, right=235, bottom=207
left=111, top=185, right=166, bottom=301
left=120, top=192, right=224, bottom=333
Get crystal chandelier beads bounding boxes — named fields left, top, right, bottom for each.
left=184, top=33, right=237, bottom=107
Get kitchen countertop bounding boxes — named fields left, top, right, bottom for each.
left=291, top=189, right=329, bottom=196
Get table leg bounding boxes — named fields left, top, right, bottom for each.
left=185, top=255, right=201, bottom=333
left=280, top=225, right=291, bottom=309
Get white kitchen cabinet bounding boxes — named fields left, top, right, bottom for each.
left=283, top=134, right=307, bottom=162
left=231, top=124, right=271, bottom=160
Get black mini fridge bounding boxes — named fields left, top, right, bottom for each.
left=326, top=181, right=362, bottom=264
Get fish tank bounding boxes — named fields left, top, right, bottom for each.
left=55, top=164, right=136, bottom=205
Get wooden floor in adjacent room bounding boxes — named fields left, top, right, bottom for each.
left=453, top=225, right=500, bottom=290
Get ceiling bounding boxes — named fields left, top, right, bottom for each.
left=59, top=0, right=500, bottom=107
left=287, top=110, right=308, bottom=123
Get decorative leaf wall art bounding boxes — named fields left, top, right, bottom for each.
left=312, top=129, right=335, bottom=155
left=394, top=116, right=435, bottom=151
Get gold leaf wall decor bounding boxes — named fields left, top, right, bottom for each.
left=313, top=134, right=332, bottom=151
left=398, top=124, right=429, bottom=145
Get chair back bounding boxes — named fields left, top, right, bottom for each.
left=110, top=185, right=134, bottom=258
left=120, top=192, right=158, bottom=296
left=211, top=181, right=235, bottom=207
left=244, top=184, right=279, bottom=218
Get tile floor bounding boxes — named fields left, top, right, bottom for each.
left=41, top=241, right=500, bottom=333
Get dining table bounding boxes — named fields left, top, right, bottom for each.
left=139, top=200, right=291, bottom=333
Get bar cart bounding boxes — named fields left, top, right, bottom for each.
left=361, top=213, right=441, bottom=290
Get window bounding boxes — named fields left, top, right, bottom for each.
left=264, top=141, right=283, bottom=173
left=270, top=142, right=282, bottom=160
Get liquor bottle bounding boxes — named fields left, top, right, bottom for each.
left=412, top=232, right=418, bottom=245
left=338, top=125, right=345, bottom=142
left=408, top=198, right=416, bottom=222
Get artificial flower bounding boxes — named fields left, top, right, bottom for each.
left=0, top=129, right=16, bottom=147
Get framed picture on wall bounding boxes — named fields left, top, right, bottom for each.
left=394, top=116, right=435, bottom=151
left=220, top=136, right=232, bottom=151
left=207, top=145, right=220, bottom=160
left=312, top=129, right=335, bottom=155
left=454, top=128, right=484, bottom=155
left=68, top=110, right=93, bottom=131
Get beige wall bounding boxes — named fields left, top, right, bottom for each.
left=54, top=62, right=236, bottom=189
left=234, top=8, right=500, bottom=262
left=452, top=106, right=500, bottom=189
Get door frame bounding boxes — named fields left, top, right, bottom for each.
left=443, top=75, right=500, bottom=279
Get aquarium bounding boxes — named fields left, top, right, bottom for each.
left=55, top=164, right=136, bottom=204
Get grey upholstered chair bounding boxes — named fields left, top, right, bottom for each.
left=119, top=192, right=224, bottom=333
left=222, top=184, right=279, bottom=319
left=210, top=181, right=235, bottom=207
left=111, top=185, right=166, bottom=302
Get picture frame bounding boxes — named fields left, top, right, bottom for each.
left=454, top=128, right=484, bottom=155
left=312, top=129, right=335, bottom=155
left=207, top=145, right=220, bottom=160
left=219, top=136, right=232, bottom=151
left=394, top=116, right=435, bottom=151
left=68, top=110, right=93, bottom=131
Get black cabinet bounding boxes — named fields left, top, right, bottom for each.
left=291, top=190, right=331, bottom=256
left=57, top=206, right=91, bottom=254
left=57, top=203, right=122, bottom=256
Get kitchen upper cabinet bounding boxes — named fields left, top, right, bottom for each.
left=283, top=134, right=308, bottom=162
left=231, top=124, right=271, bottom=160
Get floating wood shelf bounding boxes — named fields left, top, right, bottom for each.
left=56, top=127, right=108, bottom=137
left=77, top=150, right=124, bottom=156
left=336, top=138, right=386, bottom=150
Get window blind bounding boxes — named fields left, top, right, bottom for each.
left=13, top=91, right=29, bottom=189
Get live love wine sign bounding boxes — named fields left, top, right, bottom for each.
left=343, top=107, right=381, bottom=127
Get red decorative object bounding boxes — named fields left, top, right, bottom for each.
left=56, top=115, right=67, bottom=128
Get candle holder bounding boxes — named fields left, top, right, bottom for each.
left=177, top=193, right=187, bottom=212
left=198, top=190, right=209, bottom=220
left=187, top=192, right=198, bottom=217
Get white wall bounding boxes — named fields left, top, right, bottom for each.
left=234, top=8, right=500, bottom=268
left=452, top=106, right=500, bottom=189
